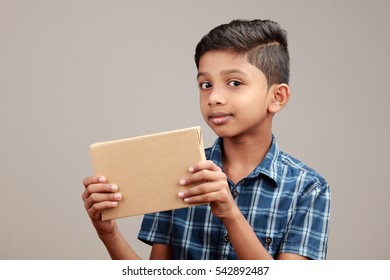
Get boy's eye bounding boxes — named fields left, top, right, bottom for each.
left=228, top=80, right=242, bottom=87
left=199, top=82, right=212, bottom=89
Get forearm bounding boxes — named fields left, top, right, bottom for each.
left=223, top=209, right=273, bottom=260
left=99, top=229, right=141, bottom=260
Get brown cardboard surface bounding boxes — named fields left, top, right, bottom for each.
left=90, top=126, right=206, bottom=220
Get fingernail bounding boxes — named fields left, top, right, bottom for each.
left=111, top=201, right=118, bottom=206
left=179, top=179, right=186, bottom=185
left=184, top=198, right=190, bottom=203
left=188, top=167, right=195, bottom=173
left=98, top=176, right=106, bottom=183
left=110, top=184, right=118, bottom=191
left=178, top=192, right=185, bottom=198
left=114, top=193, right=122, bottom=200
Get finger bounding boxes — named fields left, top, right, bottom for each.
left=82, top=183, right=118, bottom=202
left=182, top=187, right=229, bottom=204
left=84, top=192, right=122, bottom=210
left=189, top=160, right=221, bottom=173
left=87, top=200, right=119, bottom=219
left=179, top=178, right=229, bottom=197
left=180, top=169, right=227, bottom=186
left=179, top=180, right=219, bottom=197
left=83, top=176, right=106, bottom=188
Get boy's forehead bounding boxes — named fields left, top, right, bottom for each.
left=197, top=50, right=256, bottom=76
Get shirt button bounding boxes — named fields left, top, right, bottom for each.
left=232, top=190, right=239, bottom=198
left=265, top=237, right=272, bottom=245
left=223, top=234, right=230, bottom=243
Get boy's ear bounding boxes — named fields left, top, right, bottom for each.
left=268, top=83, right=290, bottom=113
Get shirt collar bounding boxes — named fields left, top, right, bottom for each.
left=208, top=135, right=282, bottom=187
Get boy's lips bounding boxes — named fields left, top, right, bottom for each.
left=208, top=112, right=232, bottom=125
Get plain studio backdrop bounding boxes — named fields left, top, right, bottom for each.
left=0, top=0, right=389, bottom=260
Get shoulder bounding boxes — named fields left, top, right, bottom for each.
left=278, top=150, right=330, bottom=197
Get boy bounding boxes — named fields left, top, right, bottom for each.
left=82, top=19, right=330, bottom=260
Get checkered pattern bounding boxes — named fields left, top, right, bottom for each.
left=138, top=136, right=330, bottom=259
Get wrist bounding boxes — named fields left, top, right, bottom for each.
left=220, top=206, right=242, bottom=225
left=97, top=226, right=119, bottom=243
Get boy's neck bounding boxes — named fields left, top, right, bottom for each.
left=221, top=131, right=272, bottom=185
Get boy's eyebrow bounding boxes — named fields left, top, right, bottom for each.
left=197, top=69, right=248, bottom=79
left=197, top=72, right=208, bottom=79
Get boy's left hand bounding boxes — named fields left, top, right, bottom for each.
left=178, top=160, right=238, bottom=221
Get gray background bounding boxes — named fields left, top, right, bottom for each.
left=1, top=0, right=389, bottom=260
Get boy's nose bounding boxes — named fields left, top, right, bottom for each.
left=208, top=87, right=226, bottom=106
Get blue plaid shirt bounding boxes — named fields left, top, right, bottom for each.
left=138, top=136, right=331, bottom=259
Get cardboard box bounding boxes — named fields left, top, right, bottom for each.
left=90, top=126, right=206, bottom=220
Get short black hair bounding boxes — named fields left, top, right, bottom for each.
left=194, top=19, right=290, bottom=87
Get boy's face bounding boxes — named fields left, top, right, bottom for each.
left=197, top=50, right=275, bottom=139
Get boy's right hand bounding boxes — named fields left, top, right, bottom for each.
left=82, top=176, right=122, bottom=239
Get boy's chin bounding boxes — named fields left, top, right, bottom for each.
left=210, top=126, right=238, bottom=138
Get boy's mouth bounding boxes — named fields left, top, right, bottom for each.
left=209, top=112, right=232, bottom=125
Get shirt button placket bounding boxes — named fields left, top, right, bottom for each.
left=221, top=232, right=230, bottom=259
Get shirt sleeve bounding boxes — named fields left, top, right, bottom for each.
left=137, top=210, right=173, bottom=246
left=279, top=177, right=331, bottom=259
